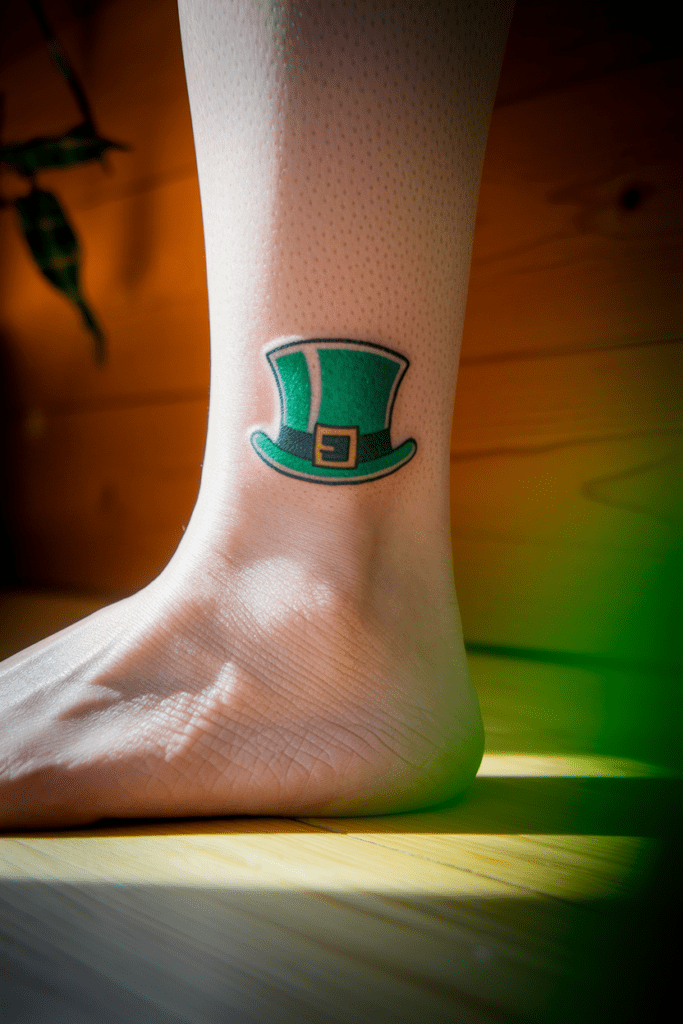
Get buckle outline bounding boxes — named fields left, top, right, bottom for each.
left=313, top=423, right=359, bottom=469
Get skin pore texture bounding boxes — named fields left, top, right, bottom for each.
left=0, top=1, right=515, bottom=830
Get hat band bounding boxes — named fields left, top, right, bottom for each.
left=277, top=424, right=392, bottom=466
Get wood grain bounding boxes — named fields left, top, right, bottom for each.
left=0, top=747, right=675, bottom=1024
left=463, top=58, right=682, bottom=361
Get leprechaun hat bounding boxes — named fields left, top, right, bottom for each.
left=250, top=338, right=417, bottom=484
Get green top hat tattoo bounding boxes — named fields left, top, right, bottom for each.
left=250, top=338, right=417, bottom=484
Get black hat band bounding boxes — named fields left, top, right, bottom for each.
left=277, top=424, right=393, bottom=466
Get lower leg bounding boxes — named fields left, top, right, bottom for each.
left=0, top=0, right=514, bottom=829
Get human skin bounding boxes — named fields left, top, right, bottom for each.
left=0, top=0, right=515, bottom=830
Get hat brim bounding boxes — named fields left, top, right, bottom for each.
left=251, top=431, right=416, bottom=484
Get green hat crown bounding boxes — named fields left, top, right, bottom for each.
left=250, top=338, right=417, bottom=484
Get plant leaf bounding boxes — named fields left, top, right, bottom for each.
left=13, top=187, right=105, bottom=364
left=0, top=122, right=127, bottom=177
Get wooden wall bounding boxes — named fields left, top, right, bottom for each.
left=0, top=0, right=681, bottom=669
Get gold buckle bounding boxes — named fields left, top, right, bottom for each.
left=313, top=423, right=359, bottom=469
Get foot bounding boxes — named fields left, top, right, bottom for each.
left=0, top=479, right=483, bottom=831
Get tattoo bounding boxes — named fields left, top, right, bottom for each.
left=251, top=338, right=417, bottom=484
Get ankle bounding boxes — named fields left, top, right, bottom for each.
left=178, top=471, right=455, bottom=640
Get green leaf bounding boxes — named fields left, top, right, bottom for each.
left=0, top=122, right=127, bottom=177
left=13, top=187, right=105, bottom=364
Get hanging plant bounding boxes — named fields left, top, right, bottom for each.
left=0, top=0, right=129, bottom=365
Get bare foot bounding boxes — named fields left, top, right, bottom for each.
left=0, top=484, right=483, bottom=830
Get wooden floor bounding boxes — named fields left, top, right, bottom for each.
left=1, top=595, right=679, bottom=1024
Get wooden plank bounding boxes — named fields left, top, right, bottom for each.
left=0, top=822, right=522, bottom=897
left=452, top=341, right=682, bottom=455
left=7, top=399, right=206, bottom=592
left=0, top=757, right=659, bottom=1022
left=0, top=815, right=566, bottom=1023
left=463, top=58, right=683, bottom=360
left=0, top=752, right=669, bottom=1022
left=0, top=871, right=566, bottom=1024
left=468, top=656, right=681, bottom=770
left=493, top=0, right=681, bottom=108
left=300, top=753, right=670, bottom=900
left=452, top=534, right=680, bottom=665
left=289, top=829, right=654, bottom=903
left=450, top=431, right=682, bottom=553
